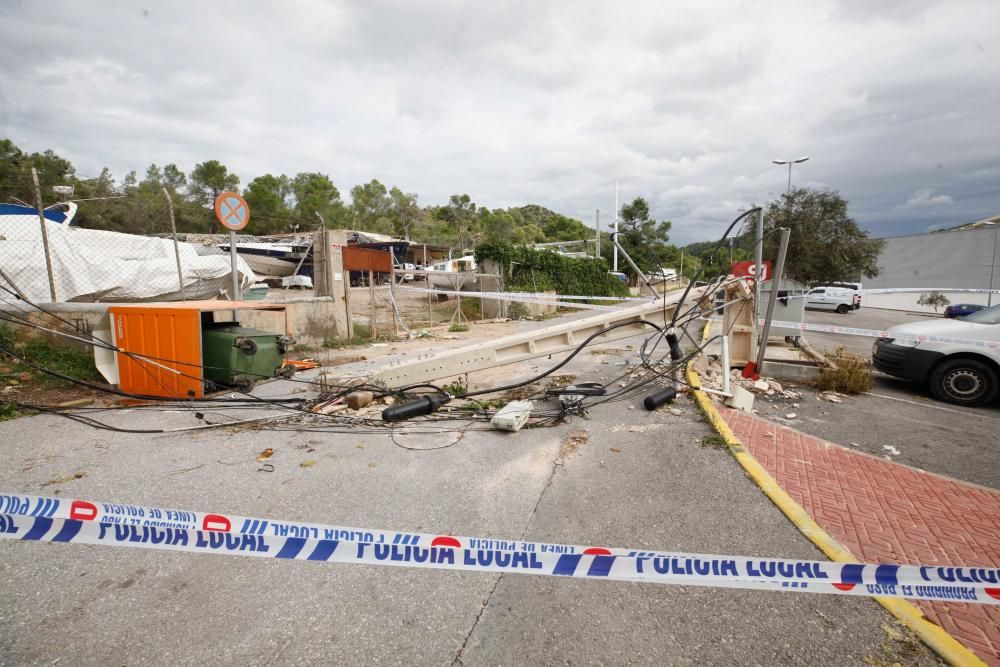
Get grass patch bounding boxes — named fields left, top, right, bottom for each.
left=322, top=323, right=375, bottom=349
left=0, top=324, right=100, bottom=389
left=459, top=299, right=481, bottom=321
left=442, top=376, right=467, bottom=397
left=0, top=402, right=24, bottom=421
left=701, top=433, right=728, bottom=448
left=507, top=302, right=528, bottom=321
left=815, top=347, right=873, bottom=394
left=448, top=323, right=470, bottom=333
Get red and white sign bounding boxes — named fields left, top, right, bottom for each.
left=730, top=261, right=772, bottom=281
left=213, top=192, right=250, bottom=231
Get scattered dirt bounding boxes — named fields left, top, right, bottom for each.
left=41, top=471, right=86, bottom=487
left=608, top=423, right=663, bottom=433
left=554, top=429, right=588, bottom=465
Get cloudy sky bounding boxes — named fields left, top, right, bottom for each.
left=1, top=0, right=998, bottom=245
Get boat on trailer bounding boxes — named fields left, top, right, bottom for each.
left=216, top=239, right=312, bottom=278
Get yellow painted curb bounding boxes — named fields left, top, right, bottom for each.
left=687, top=324, right=985, bottom=667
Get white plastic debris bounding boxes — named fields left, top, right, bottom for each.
left=490, top=401, right=534, bottom=432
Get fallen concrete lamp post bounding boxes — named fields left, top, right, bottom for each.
left=362, top=283, right=734, bottom=421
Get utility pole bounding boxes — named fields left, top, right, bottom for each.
left=595, top=209, right=600, bottom=259
left=31, top=167, right=58, bottom=302
left=613, top=181, right=619, bottom=272
left=989, top=222, right=998, bottom=307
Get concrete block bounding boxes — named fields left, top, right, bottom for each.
left=345, top=391, right=374, bottom=410
left=725, top=385, right=754, bottom=413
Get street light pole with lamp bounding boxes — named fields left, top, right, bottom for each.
left=772, top=156, right=810, bottom=194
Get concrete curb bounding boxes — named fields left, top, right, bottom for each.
left=687, top=324, right=986, bottom=667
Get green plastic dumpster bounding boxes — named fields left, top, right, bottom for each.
left=201, top=324, right=294, bottom=392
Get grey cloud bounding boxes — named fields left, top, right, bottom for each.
left=1, top=0, right=998, bottom=247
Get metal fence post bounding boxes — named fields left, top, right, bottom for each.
left=31, top=167, right=58, bottom=302
left=369, top=270, right=377, bottom=339
left=161, top=186, right=187, bottom=300
left=423, top=246, right=432, bottom=326
left=389, top=252, right=399, bottom=338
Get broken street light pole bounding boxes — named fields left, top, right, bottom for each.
left=364, top=283, right=735, bottom=388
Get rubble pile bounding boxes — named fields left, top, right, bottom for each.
left=695, top=356, right=849, bottom=418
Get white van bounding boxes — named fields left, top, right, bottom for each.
left=804, top=286, right=861, bottom=314
left=872, top=304, right=1000, bottom=406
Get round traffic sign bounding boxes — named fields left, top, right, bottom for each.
left=214, top=192, right=250, bottom=231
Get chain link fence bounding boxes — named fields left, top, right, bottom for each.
left=0, top=190, right=255, bottom=305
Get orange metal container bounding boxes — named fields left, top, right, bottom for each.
left=108, top=301, right=287, bottom=399
left=109, top=305, right=204, bottom=398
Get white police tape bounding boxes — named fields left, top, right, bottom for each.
left=398, top=286, right=647, bottom=311
left=400, top=286, right=649, bottom=302
left=1, top=493, right=997, bottom=604
left=776, top=287, right=1000, bottom=300
left=760, top=319, right=1000, bottom=349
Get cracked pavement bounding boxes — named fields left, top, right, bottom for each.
left=0, top=330, right=940, bottom=665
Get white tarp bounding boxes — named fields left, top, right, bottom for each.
left=0, top=214, right=256, bottom=303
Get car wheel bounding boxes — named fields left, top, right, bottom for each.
left=928, top=358, right=999, bottom=407
left=836, top=304, right=850, bottom=314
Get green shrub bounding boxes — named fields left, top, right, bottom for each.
left=815, top=348, right=873, bottom=394
left=507, top=302, right=528, bottom=320
left=474, top=242, right=629, bottom=298
left=917, top=291, right=950, bottom=313
left=0, top=324, right=100, bottom=388
left=448, top=323, right=469, bottom=332
left=0, top=402, right=23, bottom=421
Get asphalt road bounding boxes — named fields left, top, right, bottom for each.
left=0, top=325, right=937, bottom=665
left=765, top=307, right=1000, bottom=489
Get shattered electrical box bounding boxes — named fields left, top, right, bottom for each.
left=490, top=400, right=534, bottom=432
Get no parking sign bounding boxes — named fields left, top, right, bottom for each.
left=214, top=192, right=250, bottom=231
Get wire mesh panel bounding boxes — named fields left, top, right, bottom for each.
left=0, top=202, right=257, bottom=304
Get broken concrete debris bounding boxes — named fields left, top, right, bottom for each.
left=725, top=386, right=754, bottom=412
left=345, top=391, right=375, bottom=410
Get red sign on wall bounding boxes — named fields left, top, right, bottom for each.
left=730, top=261, right=772, bottom=281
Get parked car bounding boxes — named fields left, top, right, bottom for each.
left=804, top=286, right=860, bottom=314
left=872, top=304, right=1000, bottom=406
left=943, top=303, right=986, bottom=319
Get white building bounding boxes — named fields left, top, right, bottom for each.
left=864, top=216, right=1000, bottom=313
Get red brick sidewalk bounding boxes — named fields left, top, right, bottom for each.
left=719, top=406, right=1000, bottom=665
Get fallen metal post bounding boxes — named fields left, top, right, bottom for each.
left=31, top=168, right=58, bottom=302
left=755, top=227, right=790, bottom=373
left=611, top=233, right=659, bottom=297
